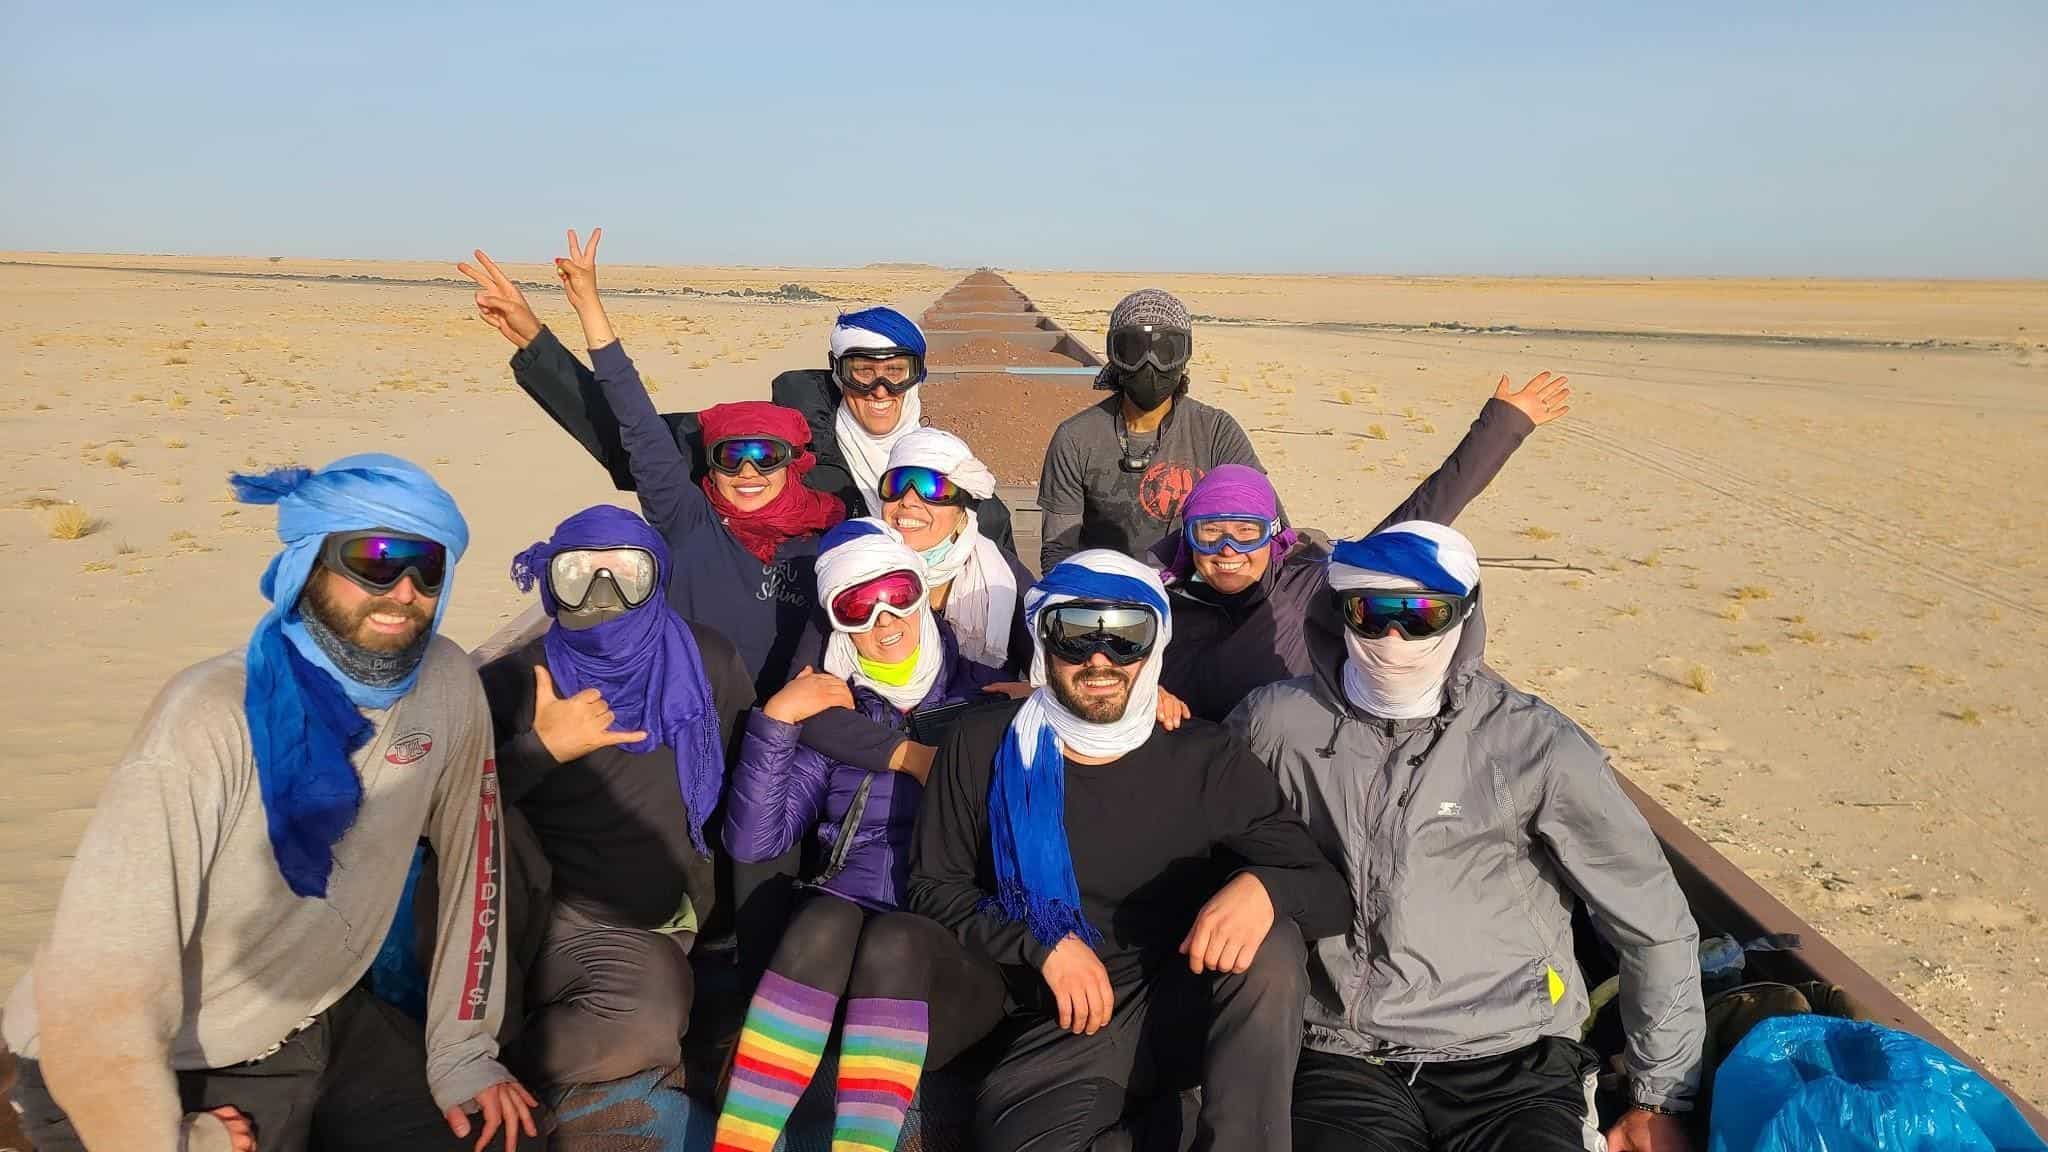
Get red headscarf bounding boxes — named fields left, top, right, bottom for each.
left=697, top=401, right=845, bottom=562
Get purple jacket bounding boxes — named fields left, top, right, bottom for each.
left=722, top=626, right=1007, bottom=909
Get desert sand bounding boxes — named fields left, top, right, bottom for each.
left=2, top=254, right=2043, bottom=1106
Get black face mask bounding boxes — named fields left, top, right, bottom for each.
left=1118, top=365, right=1181, bottom=412
left=557, top=574, right=631, bottom=632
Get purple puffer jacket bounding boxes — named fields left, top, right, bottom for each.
left=723, top=625, right=1008, bottom=910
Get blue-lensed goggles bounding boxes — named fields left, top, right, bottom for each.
left=1184, top=515, right=1279, bottom=556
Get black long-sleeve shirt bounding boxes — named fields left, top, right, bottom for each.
left=479, top=631, right=755, bottom=935
left=908, top=700, right=1351, bottom=985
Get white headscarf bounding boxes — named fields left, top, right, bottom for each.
left=831, top=322, right=923, bottom=514
left=1016, top=550, right=1173, bottom=761
left=814, top=518, right=944, bottom=712
left=885, top=428, right=1017, bottom=668
left=1326, top=521, right=1481, bottom=721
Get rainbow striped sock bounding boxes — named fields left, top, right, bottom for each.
left=830, top=997, right=930, bottom=1152
left=713, top=970, right=838, bottom=1152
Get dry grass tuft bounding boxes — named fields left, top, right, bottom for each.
left=104, top=448, right=130, bottom=468
left=116, top=540, right=138, bottom=555
left=1613, top=604, right=1642, bottom=618
left=81, top=560, right=114, bottom=573
left=688, top=359, right=711, bottom=370
left=1336, top=388, right=1354, bottom=405
left=1731, top=585, right=1773, bottom=601
left=165, top=355, right=189, bottom=366
left=165, top=438, right=187, bottom=449
left=46, top=504, right=98, bottom=540
left=1948, top=707, right=1984, bottom=726
left=1739, top=642, right=1771, bottom=656
left=1364, top=424, right=1389, bottom=440
left=1683, top=663, right=1715, bottom=694
left=167, top=392, right=190, bottom=409
left=1717, top=602, right=1745, bottom=622
left=1520, top=525, right=1557, bottom=541
left=1416, top=420, right=1437, bottom=434
left=1632, top=550, right=1663, bottom=568
left=1788, top=626, right=1824, bottom=644
left=1849, top=628, right=1879, bottom=642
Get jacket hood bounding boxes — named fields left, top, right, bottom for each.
left=1305, top=580, right=1489, bottom=718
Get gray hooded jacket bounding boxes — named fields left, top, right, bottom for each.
left=1227, top=594, right=1706, bottom=1111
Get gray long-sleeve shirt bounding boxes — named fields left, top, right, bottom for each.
left=3, top=637, right=515, bottom=1150
left=1037, top=393, right=1267, bottom=569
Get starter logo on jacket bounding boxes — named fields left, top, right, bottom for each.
left=1139, top=460, right=1203, bottom=522
left=385, top=732, right=434, bottom=766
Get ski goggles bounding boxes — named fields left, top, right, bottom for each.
left=1037, top=600, right=1160, bottom=667
left=1336, top=589, right=1473, bottom=640
left=548, top=547, right=658, bottom=611
left=878, top=465, right=973, bottom=507
left=1106, top=324, right=1193, bottom=373
left=834, top=350, right=924, bottom=396
left=708, top=436, right=795, bottom=476
left=828, top=568, right=927, bottom=632
left=1185, top=515, right=1280, bottom=556
left=319, top=530, right=448, bottom=596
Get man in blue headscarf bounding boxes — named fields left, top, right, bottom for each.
left=476, top=505, right=755, bottom=1099
left=907, top=550, right=1351, bottom=1152
left=5, top=454, right=540, bottom=1152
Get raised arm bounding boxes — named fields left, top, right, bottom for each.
left=1371, top=373, right=1570, bottom=533
left=463, top=249, right=705, bottom=493
left=906, top=718, right=1051, bottom=969
left=31, top=691, right=234, bottom=1152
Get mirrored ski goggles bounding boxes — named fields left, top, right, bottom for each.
left=708, top=436, right=795, bottom=476
left=1185, top=515, right=1279, bottom=556
left=548, top=547, right=658, bottom=611
left=1336, top=589, right=1473, bottom=640
left=828, top=568, right=927, bottom=632
left=1038, top=600, right=1160, bottom=666
left=1106, top=324, right=1192, bottom=373
left=834, top=351, right=923, bottom=395
left=878, top=465, right=973, bottom=507
left=320, top=530, right=448, bottom=595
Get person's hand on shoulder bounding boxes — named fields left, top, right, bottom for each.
left=1179, top=871, right=1274, bottom=974
left=1040, top=934, right=1114, bottom=1035
left=761, top=666, right=857, bottom=725
left=1155, top=688, right=1190, bottom=731
left=458, top=249, right=543, bottom=349
left=1494, top=370, right=1571, bottom=427
left=531, top=664, right=647, bottom=762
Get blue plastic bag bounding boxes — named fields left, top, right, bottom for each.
left=1710, top=1015, right=2046, bottom=1152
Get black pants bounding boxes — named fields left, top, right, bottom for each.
left=9, top=985, right=537, bottom=1152
left=1292, top=1037, right=1603, bottom=1152
left=769, top=891, right=1008, bottom=1070
left=507, top=901, right=696, bottom=1090
left=976, top=920, right=1309, bottom=1152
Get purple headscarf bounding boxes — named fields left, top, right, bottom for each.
left=512, top=505, right=724, bottom=853
left=1163, top=464, right=1299, bottom=582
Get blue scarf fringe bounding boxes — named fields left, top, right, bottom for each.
left=248, top=613, right=374, bottom=898
left=985, top=717, right=1103, bottom=947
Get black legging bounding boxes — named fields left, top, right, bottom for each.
left=769, top=891, right=1007, bottom=1069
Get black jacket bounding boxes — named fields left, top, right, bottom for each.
left=508, top=328, right=1016, bottom=552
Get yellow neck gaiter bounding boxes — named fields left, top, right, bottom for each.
left=857, top=650, right=919, bottom=687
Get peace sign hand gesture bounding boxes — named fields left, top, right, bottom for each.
left=456, top=249, right=543, bottom=350
left=555, top=227, right=603, bottom=311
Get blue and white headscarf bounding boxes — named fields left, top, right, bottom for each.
left=988, top=550, right=1171, bottom=947
left=1327, top=520, right=1479, bottom=721
left=830, top=306, right=928, bottom=514
left=814, top=518, right=945, bottom=712
left=231, top=454, right=469, bottom=898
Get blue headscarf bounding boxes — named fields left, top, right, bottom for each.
left=987, top=550, right=1173, bottom=948
left=231, top=454, right=469, bottom=898
left=831, top=306, right=928, bottom=361
left=511, top=505, right=724, bottom=854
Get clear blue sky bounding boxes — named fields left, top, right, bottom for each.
left=3, top=1, right=2042, bottom=276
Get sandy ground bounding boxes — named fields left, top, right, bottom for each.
left=2, top=255, right=2044, bottom=1107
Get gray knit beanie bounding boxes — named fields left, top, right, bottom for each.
left=1109, top=288, right=1191, bottom=334
left=1095, top=288, right=1193, bottom=389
